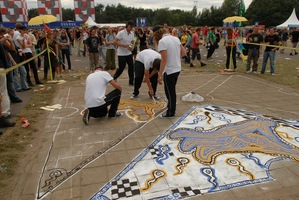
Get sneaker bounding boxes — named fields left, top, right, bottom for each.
left=130, top=95, right=138, bottom=99
left=201, top=63, right=207, bottom=67
left=253, top=71, right=257, bottom=74
left=108, top=112, right=123, bottom=118
left=246, top=71, right=251, bottom=73
left=190, top=63, right=195, bottom=67
left=159, top=113, right=175, bottom=118
left=290, top=53, right=293, bottom=56
left=295, top=52, right=298, bottom=55
left=11, top=99, right=23, bottom=103
left=0, top=116, right=16, bottom=128
left=271, top=73, right=275, bottom=76
left=83, top=109, right=90, bottom=125
left=154, top=96, right=160, bottom=100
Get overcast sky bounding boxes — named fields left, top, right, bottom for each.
left=27, top=0, right=253, bottom=12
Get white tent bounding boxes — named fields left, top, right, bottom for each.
left=84, top=16, right=126, bottom=28
left=277, top=8, right=299, bottom=28
left=84, top=16, right=101, bottom=28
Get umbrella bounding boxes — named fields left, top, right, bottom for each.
left=28, top=14, right=57, bottom=25
left=223, top=16, right=248, bottom=23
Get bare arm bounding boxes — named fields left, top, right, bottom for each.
left=144, top=70, right=154, bottom=96
left=109, top=79, right=122, bottom=91
left=180, top=44, right=186, bottom=58
left=158, top=50, right=167, bottom=84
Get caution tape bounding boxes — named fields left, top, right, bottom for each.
left=242, top=42, right=299, bottom=51
left=0, top=49, right=47, bottom=75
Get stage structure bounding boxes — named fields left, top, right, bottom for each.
left=74, top=0, right=95, bottom=22
left=0, top=0, right=28, bottom=22
left=38, top=0, right=63, bottom=21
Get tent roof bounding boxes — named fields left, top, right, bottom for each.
left=84, top=16, right=101, bottom=28
left=84, top=16, right=126, bottom=28
left=277, top=8, right=299, bottom=28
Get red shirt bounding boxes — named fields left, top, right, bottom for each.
left=191, top=33, right=199, bottom=48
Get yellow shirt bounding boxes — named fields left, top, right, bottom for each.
left=181, top=35, right=187, bottom=44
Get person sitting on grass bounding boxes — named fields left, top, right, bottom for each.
left=83, top=65, right=122, bottom=125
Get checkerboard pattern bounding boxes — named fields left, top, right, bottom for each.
left=149, top=145, right=174, bottom=159
left=171, top=186, right=201, bottom=198
left=111, top=178, right=140, bottom=199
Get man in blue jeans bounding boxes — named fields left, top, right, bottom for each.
left=261, top=27, right=281, bottom=75
left=83, top=65, right=122, bottom=125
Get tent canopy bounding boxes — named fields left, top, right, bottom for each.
left=84, top=16, right=126, bottom=28
left=85, top=16, right=101, bottom=28
left=277, top=8, right=299, bottom=28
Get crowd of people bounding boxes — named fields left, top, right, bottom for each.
left=0, top=21, right=298, bottom=129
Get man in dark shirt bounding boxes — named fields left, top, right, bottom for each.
left=246, top=26, right=263, bottom=73
left=85, top=28, right=101, bottom=72
left=261, top=27, right=281, bottom=75
left=290, top=28, right=299, bottom=55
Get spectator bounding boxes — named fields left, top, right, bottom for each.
left=225, top=27, right=237, bottom=70
left=290, top=27, right=299, bottom=55
left=6, top=28, right=31, bottom=92
left=97, top=30, right=106, bottom=62
left=105, top=28, right=116, bottom=71
left=85, top=28, right=101, bottom=72
left=0, top=28, right=23, bottom=103
left=207, top=27, right=217, bottom=61
left=190, top=27, right=206, bottom=67
left=137, top=28, right=147, bottom=52
left=16, top=26, right=42, bottom=85
left=261, top=27, right=281, bottom=75
left=42, top=31, right=59, bottom=80
left=60, top=29, right=72, bottom=70
left=74, top=27, right=82, bottom=57
left=82, top=26, right=89, bottom=57
left=246, top=25, right=263, bottom=73
left=279, top=28, right=288, bottom=54
left=53, top=29, right=63, bottom=77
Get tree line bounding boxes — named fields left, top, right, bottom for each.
left=27, top=0, right=299, bottom=27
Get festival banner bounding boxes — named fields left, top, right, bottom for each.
left=74, top=0, right=95, bottom=22
left=38, top=0, right=63, bottom=21
left=0, top=0, right=28, bottom=22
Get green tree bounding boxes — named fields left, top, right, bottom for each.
left=245, top=0, right=299, bottom=27
left=221, top=0, right=243, bottom=17
left=62, top=8, right=75, bottom=21
left=28, top=8, right=38, bottom=20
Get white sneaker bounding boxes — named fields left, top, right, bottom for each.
left=130, top=95, right=138, bottom=99
left=271, top=73, right=275, bottom=76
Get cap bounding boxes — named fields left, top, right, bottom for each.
left=152, top=25, right=162, bottom=33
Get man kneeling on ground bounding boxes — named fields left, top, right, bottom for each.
left=83, top=65, right=122, bottom=125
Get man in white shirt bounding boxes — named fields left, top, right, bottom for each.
left=83, top=65, right=122, bottom=125
left=153, top=25, right=186, bottom=118
left=113, top=20, right=135, bottom=85
left=131, top=49, right=161, bottom=99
